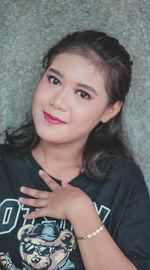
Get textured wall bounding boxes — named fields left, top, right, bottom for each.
left=0, top=0, right=150, bottom=191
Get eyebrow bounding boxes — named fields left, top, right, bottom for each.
left=48, top=68, right=98, bottom=96
left=48, top=68, right=64, bottom=78
left=78, top=83, right=97, bottom=96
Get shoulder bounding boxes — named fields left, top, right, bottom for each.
left=110, top=156, right=144, bottom=180
left=100, top=156, right=149, bottom=197
left=110, top=156, right=142, bottom=175
left=99, top=155, right=143, bottom=179
left=0, top=144, right=15, bottom=156
left=0, top=144, right=25, bottom=164
left=0, top=144, right=9, bottom=158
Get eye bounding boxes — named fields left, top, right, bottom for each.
left=39, top=246, right=51, bottom=256
left=75, top=90, right=91, bottom=100
left=23, top=243, right=35, bottom=254
left=48, top=75, right=61, bottom=86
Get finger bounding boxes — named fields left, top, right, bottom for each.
left=20, top=186, right=49, bottom=199
left=39, top=170, right=59, bottom=190
left=18, top=197, right=46, bottom=208
left=23, top=208, right=47, bottom=220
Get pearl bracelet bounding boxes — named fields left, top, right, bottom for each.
left=76, top=224, right=104, bottom=240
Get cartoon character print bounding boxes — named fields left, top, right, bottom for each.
left=18, top=222, right=76, bottom=270
left=0, top=222, right=76, bottom=270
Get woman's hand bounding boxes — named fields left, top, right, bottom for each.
left=19, top=170, right=91, bottom=221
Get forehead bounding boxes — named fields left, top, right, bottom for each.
left=49, top=52, right=105, bottom=78
left=52, top=48, right=104, bottom=68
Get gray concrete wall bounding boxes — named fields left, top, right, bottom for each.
left=0, top=0, right=150, bottom=191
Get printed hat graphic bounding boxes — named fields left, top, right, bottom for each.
left=28, top=222, right=60, bottom=241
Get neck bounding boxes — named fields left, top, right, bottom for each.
left=32, top=139, right=85, bottom=182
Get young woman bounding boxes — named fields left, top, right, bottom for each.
left=0, top=30, right=150, bottom=270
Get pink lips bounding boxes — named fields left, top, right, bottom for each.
left=44, top=112, right=65, bottom=125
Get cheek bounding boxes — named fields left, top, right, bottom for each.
left=74, top=103, right=106, bottom=124
left=33, top=86, right=44, bottom=104
left=32, top=85, right=47, bottom=114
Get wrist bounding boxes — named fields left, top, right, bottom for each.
left=68, top=196, right=103, bottom=238
left=68, top=193, right=93, bottom=222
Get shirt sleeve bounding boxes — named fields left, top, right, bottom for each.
left=113, top=162, right=150, bottom=270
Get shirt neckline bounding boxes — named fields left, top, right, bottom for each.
left=25, top=151, right=85, bottom=186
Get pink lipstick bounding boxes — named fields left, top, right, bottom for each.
left=44, top=112, right=65, bottom=125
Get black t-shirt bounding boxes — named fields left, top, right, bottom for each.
left=0, top=145, right=150, bottom=270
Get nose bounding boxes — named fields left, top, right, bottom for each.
left=31, top=256, right=41, bottom=264
left=49, top=88, right=69, bottom=111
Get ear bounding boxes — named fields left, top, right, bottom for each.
left=17, top=224, right=34, bottom=240
left=101, top=101, right=123, bottom=123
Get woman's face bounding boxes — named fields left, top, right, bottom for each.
left=32, top=52, right=116, bottom=148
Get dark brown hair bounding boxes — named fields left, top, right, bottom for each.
left=4, top=30, right=133, bottom=180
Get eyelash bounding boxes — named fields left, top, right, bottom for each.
left=75, top=90, right=91, bottom=100
left=47, top=75, right=91, bottom=100
left=47, top=75, right=61, bottom=86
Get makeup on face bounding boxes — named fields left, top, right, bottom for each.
left=43, top=112, right=66, bottom=125
left=32, top=53, right=111, bottom=147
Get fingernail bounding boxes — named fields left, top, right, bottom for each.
left=39, top=170, right=44, bottom=175
left=20, top=186, right=25, bottom=192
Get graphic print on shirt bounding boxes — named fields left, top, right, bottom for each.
left=0, top=198, right=111, bottom=269
left=0, top=222, right=76, bottom=270
left=18, top=222, right=76, bottom=270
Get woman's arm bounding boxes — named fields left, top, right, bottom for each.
left=69, top=196, right=137, bottom=270
left=19, top=170, right=137, bottom=270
